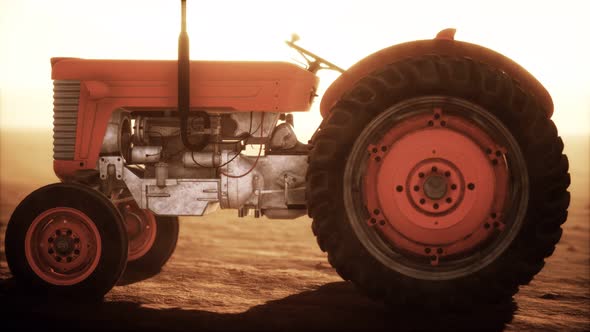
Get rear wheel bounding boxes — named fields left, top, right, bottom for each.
left=5, top=183, right=128, bottom=299
left=307, top=55, right=570, bottom=306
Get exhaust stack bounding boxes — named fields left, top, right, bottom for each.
left=178, top=0, right=209, bottom=151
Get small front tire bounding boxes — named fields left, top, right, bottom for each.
left=5, top=183, right=128, bottom=299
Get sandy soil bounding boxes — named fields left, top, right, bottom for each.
left=0, top=129, right=588, bottom=331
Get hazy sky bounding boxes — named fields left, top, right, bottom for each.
left=1, top=0, right=589, bottom=141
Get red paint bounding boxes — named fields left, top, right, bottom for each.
left=51, top=58, right=318, bottom=178
left=363, top=108, right=508, bottom=264
left=320, top=39, right=553, bottom=118
left=24, top=207, right=102, bottom=285
left=117, top=199, right=158, bottom=262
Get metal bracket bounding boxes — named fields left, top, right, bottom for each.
left=99, top=156, right=124, bottom=180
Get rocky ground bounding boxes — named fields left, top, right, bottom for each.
left=0, top=130, right=588, bottom=331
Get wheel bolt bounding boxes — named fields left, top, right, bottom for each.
left=74, top=249, right=80, bottom=255
left=419, top=198, right=426, bottom=205
left=436, top=248, right=443, bottom=254
left=467, top=183, right=475, bottom=190
left=495, top=151, right=502, bottom=157
left=413, top=185, right=420, bottom=192
left=446, top=197, right=452, bottom=203
left=74, top=238, right=80, bottom=244
left=418, top=172, right=425, bottom=178
left=433, top=203, right=439, bottom=209
left=66, top=257, right=72, bottom=263
left=396, top=185, right=403, bottom=192
left=372, top=147, right=378, bottom=153
left=373, top=209, right=380, bottom=215
left=451, top=184, right=457, bottom=190
left=48, top=237, right=53, bottom=243
left=66, top=230, right=72, bottom=236
left=55, top=256, right=62, bottom=262
left=425, top=248, right=431, bottom=254
left=381, top=146, right=387, bottom=152
left=431, top=166, right=438, bottom=172
left=491, top=212, right=497, bottom=218
left=55, top=230, right=61, bottom=236
left=484, top=223, right=491, bottom=229
left=379, top=220, right=386, bottom=226
left=370, top=218, right=377, bottom=224
left=434, top=113, right=441, bottom=120
left=48, top=248, right=54, bottom=254
left=444, top=171, right=451, bottom=177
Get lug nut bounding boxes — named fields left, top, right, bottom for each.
left=74, top=249, right=80, bottom=255
left=451, top=184, right=457, bottom=190
left=413, top=185, right=420, bottom=192
left=48, top=237, right=53, bottom=243
left=396, top=185, right=403, bottom=192
left=467, top=183, right=475, bottom=190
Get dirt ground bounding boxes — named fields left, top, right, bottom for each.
left=0, top=129, right=588, bottom=331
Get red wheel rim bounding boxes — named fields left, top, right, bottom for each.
left=364, top=107, right=508, bottom=264
left=25, top=207, right=102, bottom=286
left=343, top=97, right=529, bottom=279
left=119, top=201, right=157, bottom=261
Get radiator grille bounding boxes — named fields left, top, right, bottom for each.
left=53, top=80, right=80, bottom=160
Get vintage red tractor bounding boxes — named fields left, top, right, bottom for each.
left=5, top=0, right=570, bottom=307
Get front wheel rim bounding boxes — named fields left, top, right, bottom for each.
left=343, top=97, right=529, bottom=280
left=25, top=207, right=102, bottom=286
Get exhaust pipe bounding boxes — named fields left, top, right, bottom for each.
left=178, top=0, right=209, bottom=151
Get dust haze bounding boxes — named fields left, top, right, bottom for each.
left=0, top=129, right=588, bottom=331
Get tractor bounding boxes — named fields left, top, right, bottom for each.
left=5, top=0, right=570, bottom=307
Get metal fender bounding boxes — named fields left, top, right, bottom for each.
left=320, top=30, right=553, bottom=118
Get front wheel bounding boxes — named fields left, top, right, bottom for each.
left=5, top=183, right=128, bottom=299
left=114, top=193, right=179, bottom=275
left=307, top=55, right=570, bottom=306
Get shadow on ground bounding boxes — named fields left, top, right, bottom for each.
left=0, top=277, right=515, bottom=332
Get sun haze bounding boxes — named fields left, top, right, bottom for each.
left=0, top=0, right=588, bottom=141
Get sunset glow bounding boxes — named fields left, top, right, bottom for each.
left=1, top=0, right=588, bottom=140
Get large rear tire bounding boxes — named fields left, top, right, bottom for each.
left=307, top=55, right=570, bottom=306
left=5, top=183, right=128, bottom=299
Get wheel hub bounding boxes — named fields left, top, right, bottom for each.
left=116, top=200, right=157, bottom=261
left=54, top=236, right=75, bottom=255
left=362, top=106, right=510, bottom=266
left=423, top=174, right=447, bottom=200
left=25, top=207, right=102, bottom=286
